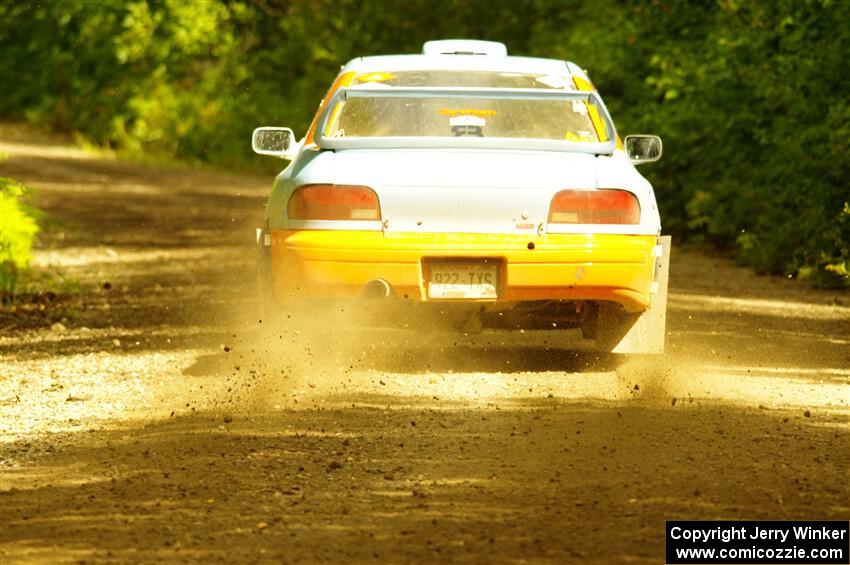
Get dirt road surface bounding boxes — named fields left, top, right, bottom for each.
left=1, top=124, right=848, bottom=563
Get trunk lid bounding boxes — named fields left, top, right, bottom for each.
left=330, top=149, right=597, bottom=234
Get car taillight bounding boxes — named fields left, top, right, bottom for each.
left=548, top=189, right=640, bottom=225
left=288, top=184, right=381, bottom=221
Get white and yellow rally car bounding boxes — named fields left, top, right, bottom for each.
left=253, top=40, right=669, bottom=354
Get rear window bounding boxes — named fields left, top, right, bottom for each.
left=327, top=96, right=601, bottom=142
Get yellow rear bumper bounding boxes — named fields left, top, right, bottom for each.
left=270, top=230, right=658, bottom=312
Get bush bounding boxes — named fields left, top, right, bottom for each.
left=0, top=177, right=40, bottom=298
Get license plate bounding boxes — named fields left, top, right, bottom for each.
left=427, top=262, right=499, bottom=299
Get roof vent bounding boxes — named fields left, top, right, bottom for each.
left=422, top=40, right=507, bottom=57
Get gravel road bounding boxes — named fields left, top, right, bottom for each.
left=1, top=124, right=848, bottom=564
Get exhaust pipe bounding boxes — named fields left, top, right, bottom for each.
left=362, top=278, right=392, bottom=299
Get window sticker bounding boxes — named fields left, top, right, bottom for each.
left=572, top=100, right=588, bottom=115
left=535, top=75, right=572, bottom=89
left=449, top=115, right=486, bottom=127
left=437, top=108, right=498, bottom=118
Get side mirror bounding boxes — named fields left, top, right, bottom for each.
left=624, top=135, right=662, bottom=164
left=252, top=127, right=298, bottom=159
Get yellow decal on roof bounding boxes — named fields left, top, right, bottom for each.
left=356, top=72, right=396, bottom=83
left=572, top=76, right=609, bottom=142
left=573, top=76, right=595, bottom=91
left=305, top=71, right=356, bottom=145
left=324, top=101, right=344, bottom=137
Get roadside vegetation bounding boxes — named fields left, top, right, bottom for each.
left=0, top=152, right=81, bottom=326
left=0, top=0, right=847, bottom=286
left=0, top=175, right=39, bottom=300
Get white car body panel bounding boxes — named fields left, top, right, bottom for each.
left=269, top=148, right=660, bottom=236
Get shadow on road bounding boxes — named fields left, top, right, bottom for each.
left=2, top=399, right=848, bottom=564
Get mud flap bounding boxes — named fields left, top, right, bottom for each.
left=255, top=227, right=275, bottom=321
left=609, top=235, right=671, bottom=354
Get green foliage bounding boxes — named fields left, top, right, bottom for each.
left=0, top=177, right=40, bottom=297
left=0, top=0, right=846, bottom=286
